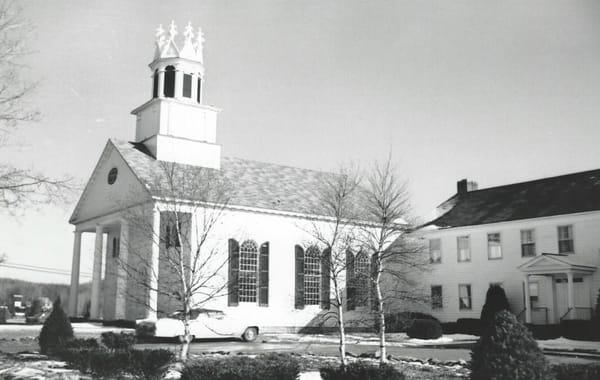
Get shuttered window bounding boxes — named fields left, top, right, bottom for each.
left=304, top=246, right=321, bottom=305
left=239, top=240, right=258, bottom=303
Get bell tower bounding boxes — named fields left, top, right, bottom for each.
left=131, top=21, right=221, bottom=169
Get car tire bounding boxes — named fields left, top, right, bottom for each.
left=242, top=327, right=258, bottom=342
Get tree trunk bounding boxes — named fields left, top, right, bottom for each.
left=336, top=295, right=347, bottom=367
left=180, top=318, right=192, bottom=361
left=375, top=271, right=387, bottom=364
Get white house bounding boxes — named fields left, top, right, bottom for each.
left=67, top=23, right=374, bottom=331
left=419, top=177, right=600, bottom=324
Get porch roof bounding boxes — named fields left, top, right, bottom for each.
left=518, top=253, right=597, bottom=275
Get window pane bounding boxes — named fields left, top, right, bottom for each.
left=431, top=286, right=442, bottom=309
left=304, top=246, right=321, bottom=305
left=558, top=225, right=574, bottom=253
left=457, top=236, right=470, bottom=262
left=487, top=233, right=502, bottom=259
left=183, top=74, right=192, bottom=98
left=429, top=239, right=441, bottom=263
left=354, top=252, right=369, bottom=307
left=459, top=284, right=472, bottom=309
left=239, top=240, right=258, bottom=303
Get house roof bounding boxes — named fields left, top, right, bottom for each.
left=111, top=139, right=335, bottom=216
left=424, top=168, right=600, bottom=228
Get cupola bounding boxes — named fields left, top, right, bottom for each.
left=131, top=21, right=221, bottom=169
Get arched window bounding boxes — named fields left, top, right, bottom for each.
left=152, top=69, right=158, bottom=98
left=354, top=251, right=369, bottom=307
left=196, top=77, right=202, bottom=103
left=183, top=73, right=192, bottom=98
left=239, top=240, right=258, bottom=302
left=163, top=66, right=175, bottom=98
left=304, top=246, right=321, bottom=305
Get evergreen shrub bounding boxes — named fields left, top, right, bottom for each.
left=101, top=331, right=136, bottom=350
left=379, top=311, right=439, bottom=333
left=406, top=319, right=443, bottom=339
left=181, top=353, right=300, bottom=380
left=456, top=318, right=481, bottom=336
left=38, top=297, right=73, bottom=355
left=470, top=311, right=551, bottom=380
left=552, top=362, right=600, bottom=380
left=480, top=285, right=510, bottom=334
left=320, top=361, right=405, bottom=380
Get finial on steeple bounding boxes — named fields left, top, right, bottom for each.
left=195, top=27, right=205, bottom=63
left=184, top=22, right=194, bottom=43
left=155, top=24, right=165, bottom=43
left=168, top=20, right=178, bottom=40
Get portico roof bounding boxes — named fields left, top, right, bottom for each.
left=518, top=253, right=597, bottom=275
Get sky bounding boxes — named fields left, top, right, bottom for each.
left=1, top=0, right=600, bottom=283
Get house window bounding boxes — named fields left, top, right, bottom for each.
left=163, top=66, right=175, bottom=98
left=528, top=282, right=539, bottom=302
left=165, top=222, right=181, bottom=248
left=431, top=285, right=443, bottom=309
left=521, top=229, right=535, bottom=257
left=304, top=246, right=321, bottom=305
left=459, top=284, right=472, bottom=310
left=558, top=225, right=574, bottom=253
left=183, top=73, right=192, bottom=98
left=354, top=251, right=369, bottom=307
left=487, top=233, right=502, bottom=260
left=457, top=236, right=470, bottom=262
left=112, top=237, right=120, bottom=258
left=429, top=239, right=441, bottom=263
left=239, top=240, right=258, bottom=303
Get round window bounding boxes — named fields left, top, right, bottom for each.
left=107, top=167, right=118, bottom=185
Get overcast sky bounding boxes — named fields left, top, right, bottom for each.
left=1, top=0, right=600, bottom=283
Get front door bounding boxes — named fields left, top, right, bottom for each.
left=555, top=276, right=589, bottom=319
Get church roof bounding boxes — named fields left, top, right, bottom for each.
left=423, top=168, right=600, bottom=229
left=111, top=139, right=334, bottom=216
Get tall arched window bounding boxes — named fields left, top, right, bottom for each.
left=304, top=246, right=321, bottom=305
left=183, top=73, right=192, bottom=98
left=152, top=69, right=158, bottom=98
left=163, top=66, right=175, bottom=98
left=354, top=251, right=369, bottom=307
left=196, top=77, right=202, bottom=103
left=239, top=240, right=258, bottom=302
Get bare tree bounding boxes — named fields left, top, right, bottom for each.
left=0, top=1, right=72, bottom=213
left=304, top=165, right=362, bottom=367
left=120, top=161, right=232, bottom=361
left=359, top=157, right=428, bottom=365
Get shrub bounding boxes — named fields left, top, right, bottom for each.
left=480, top=285, right=509, bottom=334
left=470, top=311, right=551, bottom=380
left=378, top=311, right=439, bottom=333
left=101, top=331, right=136, bottom=350
left=552, top=362, right=600, bottom=380
left=560, top=320, right=598, bottom=341
left=102, top=319, right=136, bottom=328
left=441, top=322, right=457, bottom=334
left=407, top=319, right=443, bottom=339
left=130, top=349, right=176, bottom=379
left=526, top=324, right=561, bottom=340
left=39, top=297, right=73, bottom=355
left=136, top=321, right=157, bottom=338
left=320, top=361, right=405, bottom=380
left=456, top=318, right=481, bottom=336
left=181, top=353, right=300, bottom=380
left=63, top=338, right=99, bottom=349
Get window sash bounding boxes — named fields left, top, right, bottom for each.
left=459, top=284, right=472, bottom=309
left=558, top=225, right=574, bottom=253
left=429, top=239, right=442, bottom=263
left=487, top=233, right=502, bottom=259
left=304, top=247, right=321, bottom=305
left=239, top=240, right=258, bottom=302
left=457, top=236, right=470, bottom=262
left=431, top=286, right=443, bottom=309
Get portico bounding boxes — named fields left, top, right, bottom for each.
left=519, top=253, right=596, bottom=324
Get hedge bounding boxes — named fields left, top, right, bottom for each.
left=560, top=320, right=600, bottom=341
left=101, top=331, right=136, bottom=350
left=552, top=362, right=600, bottom=380
left=456, top=318, right=481, bottom=336
left=320, top=361, right=405, bottom=380
left=181, top=353, right=300, bottom=380
left=377, top=311, right=439, bottom=333
left=406, top=319, right=443, bottom=340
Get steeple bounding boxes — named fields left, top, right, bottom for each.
left=131, top=21, right=221, bottom=169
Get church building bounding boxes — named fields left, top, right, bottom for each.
left=67, top=22, right=372, bottom=330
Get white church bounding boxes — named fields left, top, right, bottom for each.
left=67, top=22, right=373, bottom=330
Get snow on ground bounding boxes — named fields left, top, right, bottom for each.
left=538, top=337, right=600, bottom=352
left=262, top=333, right=478, bottom=347
left=0, top=322, right=133, bottom=339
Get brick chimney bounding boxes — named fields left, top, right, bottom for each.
left=457, top=179, right=478, bottom=194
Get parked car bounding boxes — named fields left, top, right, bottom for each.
left=136, top=308, right=259, bottom=342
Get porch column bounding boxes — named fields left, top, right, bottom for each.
left=174, top=67, right=183, bottom=99
left=68, top=231, right=82, bottom=317
left=523, top=275, right=531, bottom=323
left=115, top=220, right=129, bottom=319
left=147, top=208, right=160, bottom=319
left=567, top=271, right=575, bottom=319
left=90, top=224, right=104, bottom=319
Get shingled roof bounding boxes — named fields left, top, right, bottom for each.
left=112, top=139, right=333, bottom=216
left=424, top=168, right=600, bottom=228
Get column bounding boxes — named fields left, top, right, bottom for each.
left=90, top=225, right=104, bottom=319
left=174, top=67, right=183, bottom=99
left=157, top=70, right=165, bottom=98
left=68, top=231, right=82, bottom=317
left=114, top=221, right=129, bottom=319
left=147, top=209, right=161, bottom=319
left=523, top=275, right=531, bottom=323
left=191, top=73, right=198, bottom=103
left=567, top=271, right=575, bottom=319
